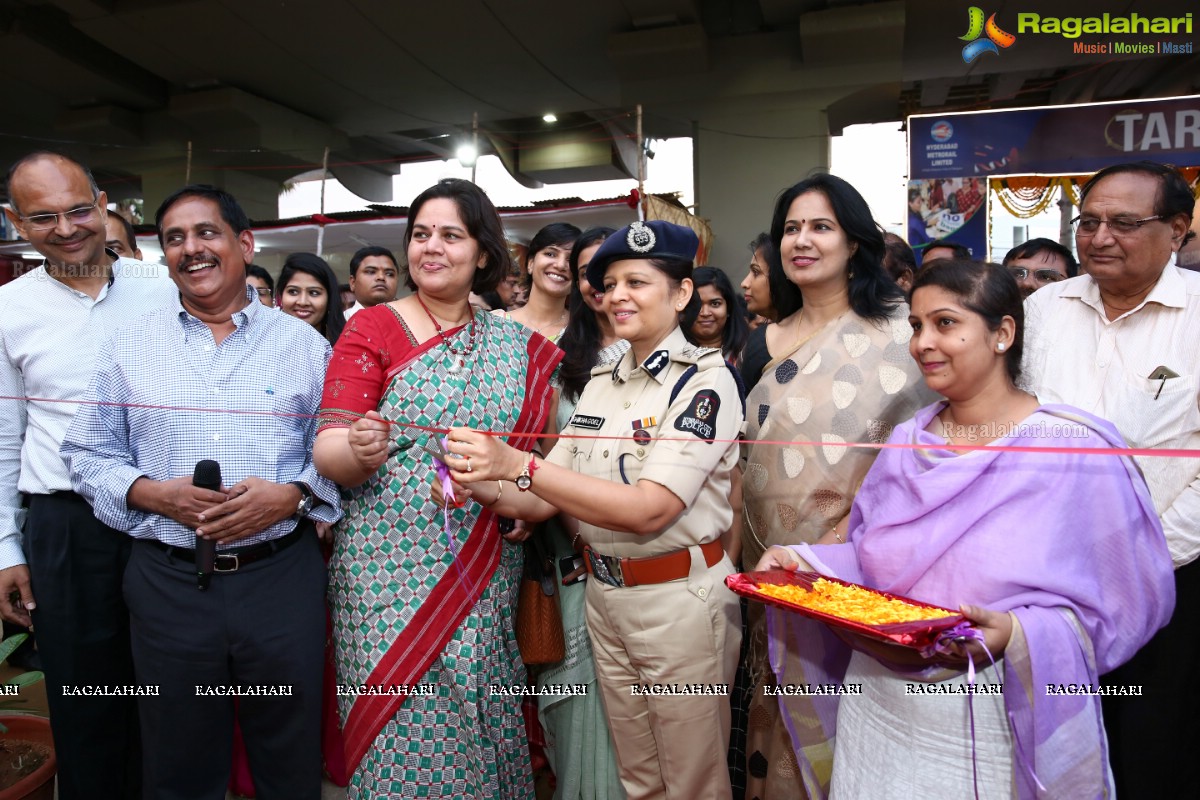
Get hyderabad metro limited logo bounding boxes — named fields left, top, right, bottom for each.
left=960, top=7, right=1016, bottom=63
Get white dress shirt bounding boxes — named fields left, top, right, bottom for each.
left=1021, top=265, right=1200, bottom=567
left=0, top=256, right=177, bottom=569
left=342, top=301, right=364, bottom=320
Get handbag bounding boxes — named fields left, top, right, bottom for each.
left=515, top=530, right=565, bottom=664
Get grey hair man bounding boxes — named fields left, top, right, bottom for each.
left=1021, top=160, right=1198, bottom=800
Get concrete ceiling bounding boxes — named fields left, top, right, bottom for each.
left=2, top=0, right=1197, bottom=218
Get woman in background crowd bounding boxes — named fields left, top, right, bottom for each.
left=314, top=178, right=561, bottom=798
left=491, top=219, right=582, bottom=786
left=494, top=222, right=581, bottom=343
left=739, top=233, right=789, bottom=392
left=277, top=252, right=345, bottom=345
left=684, top=266, right=749, bottom=365
left=534, top=226, right=627, bottom=799
left=740, top=174, right=933, bottom=799
left=755, top=259, right=1174, bottom=799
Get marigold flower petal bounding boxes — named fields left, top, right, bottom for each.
left=756, top=578, right=951, bottom=625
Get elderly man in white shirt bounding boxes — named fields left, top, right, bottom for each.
left=0, top=151, right=175, bottom=799
left=1021, top=160, right=1199, bottom=800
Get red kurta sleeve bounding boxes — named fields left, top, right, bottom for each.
left=318, top=308, right=406, bottom=432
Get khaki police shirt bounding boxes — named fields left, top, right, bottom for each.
left=546, top=327, right=744, bottom=558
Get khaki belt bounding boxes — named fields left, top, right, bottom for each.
left=584, top=539, right=724, bottom=588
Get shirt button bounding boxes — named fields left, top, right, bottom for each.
left=636, top=448, right=645, bottom=457
left=623, top=401, right=631, bottom=409
left=1097, top=360, right=1107, bottom=368
left=602, top=449, right=609, bottom=458
left=697, top=588, right=708, bottom=598
left=212, top=388, right=220, bottom=395
left=570, top=445, right=578, bottom=454
left=212, top=434, right=220, bottom=441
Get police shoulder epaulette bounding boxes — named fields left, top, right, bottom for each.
left=673, top=345, right=723, bottom=367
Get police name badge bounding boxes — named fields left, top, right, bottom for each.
left=569, top=413, right=605, bottom=431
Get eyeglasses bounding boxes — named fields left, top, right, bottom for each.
left=18, top=201, right=101, bottom=231
left=1071, top=214, right=1163, bottom=237
left=251, top=287, right=272, bottom=298
left=1008, top=267, right=1064, bottom=284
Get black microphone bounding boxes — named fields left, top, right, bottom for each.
left=193, top=460, right=220, bottom=591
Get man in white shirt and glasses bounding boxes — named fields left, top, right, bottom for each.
left=0, top=151, right=175, bottom=799
left=1021, top=160, right=1198, bottom=800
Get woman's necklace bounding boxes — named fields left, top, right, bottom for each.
left=415, top=293, right=478, bottom=373
left=527, top=307, right=567, bottom=335
left=788, top=310, right=822, bottom=352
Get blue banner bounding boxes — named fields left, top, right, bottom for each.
left=909, top=95, right=1200, bottom=179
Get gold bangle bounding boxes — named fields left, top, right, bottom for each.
left=572, top=531, right=583, bottom=549
left=481, top=480, right=503, bottom=507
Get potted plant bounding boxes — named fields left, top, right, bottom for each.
left=0, top=633, right=54, bottom=800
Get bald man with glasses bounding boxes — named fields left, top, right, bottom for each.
left=0, top=151, right=174, bottom=799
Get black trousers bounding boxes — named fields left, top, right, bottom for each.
left=25, top=491, right=141, bottom=800
left=123, top=527, right=326, bottom=800
left=1103, top=555, right=1200, bottom=799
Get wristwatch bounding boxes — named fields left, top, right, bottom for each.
left=515, top=455, right=539, bottom=492
left=289, top=481, right=315, bottom=517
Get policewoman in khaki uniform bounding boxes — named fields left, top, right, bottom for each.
left=444, top=220, right=744, bottom=799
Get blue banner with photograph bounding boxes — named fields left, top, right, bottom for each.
left=909, top=95, right=1200, bottom=180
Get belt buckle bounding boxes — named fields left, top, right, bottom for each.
left=214, top=553, right=240, bottom=573
left=585, top=548, right=625, bottom=588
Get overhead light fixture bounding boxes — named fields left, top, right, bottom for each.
left=456, top=144, right=478, bottom=166
left=542, top=113, right=557, bottom=123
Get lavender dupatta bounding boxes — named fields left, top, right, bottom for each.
left=770, top=404, right=1176, bottom=799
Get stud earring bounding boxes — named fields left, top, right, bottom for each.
left=997, top=343, right=1006, bottom=352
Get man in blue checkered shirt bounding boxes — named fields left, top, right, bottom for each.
left=62, top=184, right=341, bottom=800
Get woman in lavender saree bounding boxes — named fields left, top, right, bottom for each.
left=758, top=259, right=1175, bottom=799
